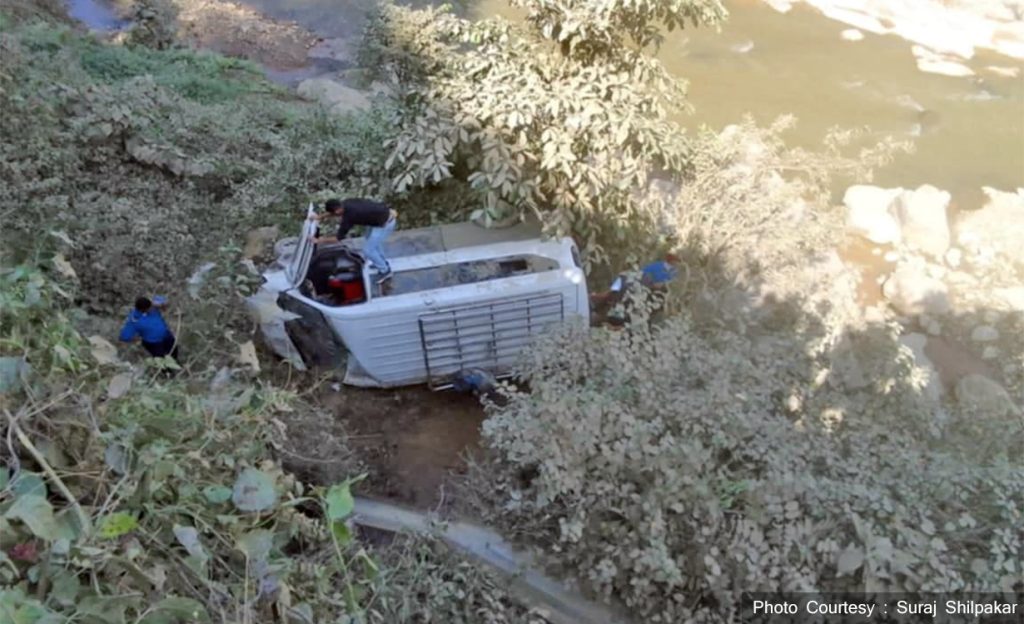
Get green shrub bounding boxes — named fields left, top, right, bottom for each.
left=480, top=261, right=1022, bottom=623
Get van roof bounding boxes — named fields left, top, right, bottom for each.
left=346, top=218, right=543, bottom=260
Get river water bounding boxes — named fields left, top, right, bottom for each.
left=471, top=0, right=1024, bottom=212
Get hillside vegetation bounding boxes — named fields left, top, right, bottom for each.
left=1, top=0, right=1020, bottom=622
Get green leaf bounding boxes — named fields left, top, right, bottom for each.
left=202, top=485, right=232, bottom=504
left=77, top=594, right=140, bottom=624
left=172, top=525, right=208, bottom=562
left=4, top=495, right=58, bottom=540
left=139, top=597, right=210, bottom=624
left=49, top=570, right=80, bottom=607
left=231, top=468, right=277, bottom=512
left=98, top=512, right=138, bottom=539
left=836, top=544, right=864, bottom=576
left=331, top=520, right=352, bottom=546
left=11, top=473, right=46, bottom=497
left=325, top=481, right=355, bottom=521
left=235, top=529, right=273, bottom=563
left=13, top=603, right=49, bottom=624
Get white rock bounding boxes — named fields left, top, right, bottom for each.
left=871, top=247, right=882, bottom=256
left=985, top=65, right=1021, bottom=78
left=730, top=40, right=755, bottom=54
left=883, top=251, right=900, bottom=262
left=891, top=185, right=951, bottom=258
left=955, top=374, right=1019, bottom=417
left=919, top=314, right=942, bottom=336
left=778, top=0, right=1024, bottom=62
left=944, top=247, right=962, bottom=268
left=993, top=287, right=1024, bottom=312
left=956, top=187, right=1024, bottom=268
left=296, top=78, right=371, bottom=114
left=982, top=346, right=1000, bottom=360
left=843, top=185, right=903, bottom=244
left=926, top=264, right=946, bottom=279
left=763, top=0, right=793, bottom=13
left=911, top=46, right=975, bottom=77
left=840, top=28, right=865, bottom=41
left=970, top=325, right=999, bottom=342
left=864, top=305, right=888, bottom=324
left=883, top=265, right=951, bottom=316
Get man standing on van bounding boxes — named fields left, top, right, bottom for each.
left=310, top=198, right=397, bottom=284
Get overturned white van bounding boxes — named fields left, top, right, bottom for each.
left=248, top=205, right=589, bottom=389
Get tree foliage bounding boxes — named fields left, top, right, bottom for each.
left=481, top=289, right=1021, bottom=622
left=475, top=123, right=1019, bottom=620
left=361, top=0, right=724, bottom=261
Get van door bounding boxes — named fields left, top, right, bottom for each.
left=286, top=203, right=318, bottom=288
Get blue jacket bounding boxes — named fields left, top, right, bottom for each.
left=119, top=309, right=172, bottom=344
left=641, top=260, right=677, bottom=285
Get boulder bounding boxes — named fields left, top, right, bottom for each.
left=244, top=226, right=279, bottom=259
left=993, top=286, right=1024, bottom=312
left=296, top=78, right=371, bottom=115
left=970, top=325, right=999, bottom=342
left=911, top=45, right=975, bottom=77
left=891, top=185, right=951, bottom=258
left=883, top=265, right=951, bottom=316
left=843, top=185, right=903, bottom=244
left=840, top=28, right=865, bottom=41
left=956, top=187, right=1024, bottom=269
left=955, top=374, right=1019, bottom=417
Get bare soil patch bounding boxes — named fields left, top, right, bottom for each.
left=310, top=384, right=486, bottom=508
left=173, top=0, right=318, bottom=69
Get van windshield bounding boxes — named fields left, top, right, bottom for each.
left=376, top=255, right=559, bottom=297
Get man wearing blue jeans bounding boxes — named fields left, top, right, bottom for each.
left=311, top=198, right=397, bottom=284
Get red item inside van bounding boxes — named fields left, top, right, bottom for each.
left=328, top=276, right=365, bottom=304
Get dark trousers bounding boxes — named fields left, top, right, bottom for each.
left=142, top=334, right=180, bottom=362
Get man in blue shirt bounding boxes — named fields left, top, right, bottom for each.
left=591, top=254, right=679, bottom=327
left=640, top=253, right=678, bottom=289
left=119, top=296, right=180, bottom=362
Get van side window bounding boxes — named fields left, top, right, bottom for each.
left=498, top=259, right=529, bottom=274
left=380, top=255, right=559, bottom=297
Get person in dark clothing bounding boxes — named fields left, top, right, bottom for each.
left=310, top=198, right=398, bottom=284
left=119, top=296, right=180, bottom=362
left=591, top=254, right=679, bottom=328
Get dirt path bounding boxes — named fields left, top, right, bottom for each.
left=317, top=385, right=486, bottom=508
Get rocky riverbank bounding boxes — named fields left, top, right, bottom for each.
left=842, top=181, right=1023, bottom=415
left=762, top=0, right=1024, bottom=77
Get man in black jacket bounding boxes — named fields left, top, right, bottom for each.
left=311, top=198, right=398, bottom=284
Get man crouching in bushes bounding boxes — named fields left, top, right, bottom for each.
left=591, top=253, right=679, bottom=328
left=119, top=296, right=181, bottom=364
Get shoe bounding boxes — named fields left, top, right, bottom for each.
left=376, top=269, right=393, bottom=285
